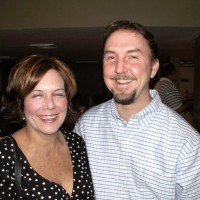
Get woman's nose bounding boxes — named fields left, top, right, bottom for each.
left=43, top=96, right=55, bottom=109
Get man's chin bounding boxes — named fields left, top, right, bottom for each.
left=113, top=94, right=135, bottom=105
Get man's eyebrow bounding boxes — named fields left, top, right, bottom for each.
left=127, top=48, right=141, bottom=53
left=104, top=50, right=115, bottom=54
left=104, top=48, right=142, bottom=54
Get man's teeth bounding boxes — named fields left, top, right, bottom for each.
left=117, top=79, right=132, bottom=83
left=39, top=115, right=56, bottom=120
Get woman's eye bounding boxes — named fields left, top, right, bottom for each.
left=32, top=94, right=42, bottom=98
left=54, top=92, right=66, bottom=97
left=55, top=93, right=65, bottom=96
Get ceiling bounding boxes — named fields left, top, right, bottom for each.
left=0, top=26, right=200, bottom=65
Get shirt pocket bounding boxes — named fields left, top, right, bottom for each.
left=133, top=167, right=176, bottom=199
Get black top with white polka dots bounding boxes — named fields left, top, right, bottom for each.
left=0, top=128, right=95, bottom=199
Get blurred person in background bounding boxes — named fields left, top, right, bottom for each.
left=154, top=62, right=193, bottom=115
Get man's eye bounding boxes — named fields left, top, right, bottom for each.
left=105, top=56, right=116, bottom=61
left=127, top=55, right=138, bottom=62
left=129, top=55, right=137, bottom=59
left=109, top=56, right=115, bottom=59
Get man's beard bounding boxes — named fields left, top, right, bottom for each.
left=112, top=89, right=136, bottom=105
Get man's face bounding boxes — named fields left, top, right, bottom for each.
left=103, top=30, right=159, bottom=105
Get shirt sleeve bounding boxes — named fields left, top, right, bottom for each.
left=176, top=138, right=200, bottom=199
left=74, top=116, right=84, bottom=139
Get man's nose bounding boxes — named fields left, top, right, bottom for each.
left=115, top=58, right=128, bottom=74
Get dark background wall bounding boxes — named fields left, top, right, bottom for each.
left=0, top=0, right=200, bottom=130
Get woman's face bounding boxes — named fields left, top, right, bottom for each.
left=24, top=69, right=68, bottom=136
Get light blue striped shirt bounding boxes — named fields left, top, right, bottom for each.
left=74, top=90, right=200, bottom=200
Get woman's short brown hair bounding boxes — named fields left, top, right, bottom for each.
left=4, top=54, right=77, bottom=127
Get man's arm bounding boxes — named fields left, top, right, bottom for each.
left=176, top=137, right=200, bottom=199
left=176, top=99, right=193, bottom=114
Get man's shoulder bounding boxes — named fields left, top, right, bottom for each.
left=85, top=100, right=111, bottom=115
left=76, top=100, right=112, bottom=126
left=74, top=100, right=113, bottom=136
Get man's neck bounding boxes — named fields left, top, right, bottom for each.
left=115, top=94, right=152, bottom=121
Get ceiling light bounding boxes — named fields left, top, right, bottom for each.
left=29, top=43, right=57, bottom=49
left=0, top=56, right=15, bottom=60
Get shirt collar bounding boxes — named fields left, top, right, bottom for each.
left=110, top=90, right=162, bottom=125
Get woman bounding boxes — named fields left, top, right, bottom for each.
left=0, top=55, right=94, bottom=199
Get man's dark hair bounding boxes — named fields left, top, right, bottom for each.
left=103, top=20, right=158, bottom=61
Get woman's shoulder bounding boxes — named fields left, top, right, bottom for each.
left=0, top=136, right=15, bottom=163
left=61, top=128, right=86, bottom=146
left=0, top=135, right=12, bottom=143
left=0, top=136, right=16, bottom=185
left=0, top=136, right=14, bottom=150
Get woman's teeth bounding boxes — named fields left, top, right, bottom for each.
left=38, top=115, right=56, bottom=120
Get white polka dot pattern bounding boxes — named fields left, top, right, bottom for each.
left=0, top=128, right=94, bottom=199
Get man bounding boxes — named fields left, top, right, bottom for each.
left=74, top=20, right=200, bottom=199
left=154, top=62, right=193, bottom=114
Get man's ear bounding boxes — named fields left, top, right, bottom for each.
left=151, top=59, right=159, bottom=78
